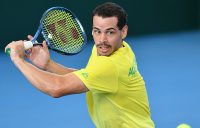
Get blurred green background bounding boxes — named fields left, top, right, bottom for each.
left=0, top=0, right=199, bottom=50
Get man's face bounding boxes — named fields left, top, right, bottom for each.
left=92, top=15, right=127, bottom=56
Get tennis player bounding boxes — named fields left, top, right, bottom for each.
left=5, top=2, right=154, bottom=128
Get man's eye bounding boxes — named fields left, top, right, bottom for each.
left=93, top=30, right=101, bottom=34
left=107, top=31, right=114, bottom=35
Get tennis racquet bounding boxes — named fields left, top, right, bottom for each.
left=6, top=6, right=87, bottom=55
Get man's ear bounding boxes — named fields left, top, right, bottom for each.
left=121, top=25, right=128, bottom=39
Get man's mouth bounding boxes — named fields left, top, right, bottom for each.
left=99, top=46, right=109, bottom=53
left=98, top=44, right=111, bottom=53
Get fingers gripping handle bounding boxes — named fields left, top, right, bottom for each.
left=5, top=41, right=33, bottom=55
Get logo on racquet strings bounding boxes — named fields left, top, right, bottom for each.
left=46, top=19, right=80, bottom=44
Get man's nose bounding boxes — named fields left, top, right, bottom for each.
left=99, top=33, right=107, bottom=43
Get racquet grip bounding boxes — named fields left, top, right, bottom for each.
left=5, top=48, right=11, bottom=55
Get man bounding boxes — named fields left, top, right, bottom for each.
left=5, top=2, right=155, bottom=128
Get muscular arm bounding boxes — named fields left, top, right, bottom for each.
left=45, top=60, right=77, bottom=75
left=14, top=59, right=88, bottom=98
left=5, top=40, right=88, bottom=97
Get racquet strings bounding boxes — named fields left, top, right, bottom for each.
left=42, top=9, right=85, bottom=54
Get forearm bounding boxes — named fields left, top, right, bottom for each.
left=6, top=40, right=83, bottom=97
left=45, top=60, right=77, bottom=75
left=14, top=59, right=66, bottom=97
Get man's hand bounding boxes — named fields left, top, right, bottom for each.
left=25, top=35, right=51, bottom=70
left=5, top=40, right=25, bottom=64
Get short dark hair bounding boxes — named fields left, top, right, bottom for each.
left=92, top=2, right=128, bottom=30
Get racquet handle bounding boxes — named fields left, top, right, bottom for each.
left=5, top=48, right=11, bottom=55
left=5, top=41, right=33, bottom=56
